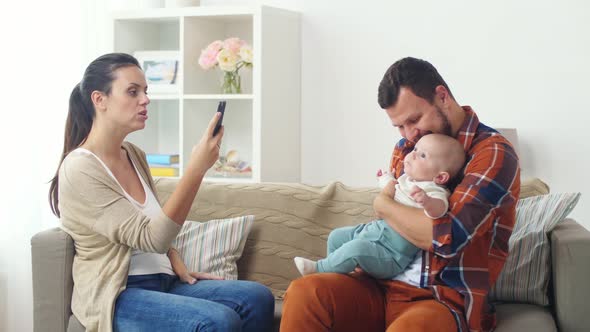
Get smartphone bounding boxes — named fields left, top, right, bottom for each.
left=213, top=100, right=226, bottom=136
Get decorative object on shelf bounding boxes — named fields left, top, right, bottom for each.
left=134, top=51, right=180, bottom=94
left=213, top=149, right=252, bottom=178
left=150, top=164, right=180, bottom=177
left=198, top=38, right=253, bottom=94
left=146, top=153, right=179, bottom=165
left=147, top=153, right=179, bottom=177
left=165, top=0, right=200, bottom=8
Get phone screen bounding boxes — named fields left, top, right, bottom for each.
left=213, top=100, right=226, bottom=136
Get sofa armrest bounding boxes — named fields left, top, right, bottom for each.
left=551, top=218, right=590, bottom=332
left=31, top=227, right=75, bottom=332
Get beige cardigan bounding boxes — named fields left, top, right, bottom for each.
left=59, top=142, right=181, bottom=332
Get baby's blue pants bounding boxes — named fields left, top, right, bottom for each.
left=317, top=220, right=420, bottom=279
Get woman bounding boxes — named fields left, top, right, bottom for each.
left=49, top=53, right=274, bottom=332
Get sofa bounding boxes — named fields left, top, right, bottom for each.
left=31, top=178, right=590, bottom=332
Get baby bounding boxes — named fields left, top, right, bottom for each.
left=294, top=133, right=466, bottom=279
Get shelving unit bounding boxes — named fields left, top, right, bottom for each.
left=112, top=5, right=301, bottom=183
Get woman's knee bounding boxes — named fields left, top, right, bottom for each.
left=239, top=281, right=275, bottom=311
left=196, top=304, right=242, bottom=332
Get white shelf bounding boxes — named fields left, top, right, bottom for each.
left=112, top=6, right=258, bottom=20
left=150, top=94, right=181, bottom=100
left=183, top=94, right=254, bottom=100
left=114, top=5, right=301, bottom=183
left=203, top=177, right=255, bottom=184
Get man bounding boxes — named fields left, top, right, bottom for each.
left=280, top=57, right=520, bottom=332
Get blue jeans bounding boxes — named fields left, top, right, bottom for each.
left=316, top=220, right=419, bottom=279
left=113, top=273, right=275, bottom=332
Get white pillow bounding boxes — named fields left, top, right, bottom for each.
left=490, top=192, right=581, bottom=305
left=172, top=215, right=254, bottom=280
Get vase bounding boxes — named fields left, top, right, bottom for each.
left=221, top=71, right=242, bottom=94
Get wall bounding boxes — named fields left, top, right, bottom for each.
left=2, top=0, right=588, bottom=331
left=216, top=0, right=590, bottom=227
left=0, top=1, right=83, bottom=331
left=81, top=0, right=590, bottom=229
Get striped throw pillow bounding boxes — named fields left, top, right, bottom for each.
left=489, top=192, right=581, bottom=305
left=172, top=215, right=254, bottom=280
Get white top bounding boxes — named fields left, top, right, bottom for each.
left=72, top=148, right=174, bottom=276
left=385, top=174, right=451, bottom=285
left=393, top=174, right=450, bottom=218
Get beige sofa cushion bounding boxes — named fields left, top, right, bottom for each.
left=520, top=177, right=550, bottom=198
left=154, top=177, right=551, bottom=299
left=155, top=179, right=378, bottom=298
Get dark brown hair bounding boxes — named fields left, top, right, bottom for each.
left=49, top=53, right=140, bottom=217
left=377, top=57, right=454, bottom=109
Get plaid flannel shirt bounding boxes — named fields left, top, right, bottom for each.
left=388, top=106, right=520, bottom=332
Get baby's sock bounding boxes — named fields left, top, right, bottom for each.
left=294, top=257, right=317, bottom=276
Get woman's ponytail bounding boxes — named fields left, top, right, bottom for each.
left=48, top=83, right=94, bottom=217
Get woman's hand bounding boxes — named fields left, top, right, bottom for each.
left=178, top=271, right=225, bottom=285
left=186, top=112, right=225, bottom=176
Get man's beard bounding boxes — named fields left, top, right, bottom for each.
left=435, top=105, right=453, bottom=137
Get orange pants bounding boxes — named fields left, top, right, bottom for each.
left=280, top=273, right=457, bottom=332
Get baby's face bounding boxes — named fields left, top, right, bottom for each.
left=403, top=135, right=447, bottom=181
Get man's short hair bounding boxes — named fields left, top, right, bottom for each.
left=378, top=57, right=454, bottom=109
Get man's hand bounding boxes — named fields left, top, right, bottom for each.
left=178, top=271, right=224, bottom=285
left=374, top=178, right=397, bottom=219
left=348, top=266, right=370, bottom=280
left=380, top=177, right=397, bottom=198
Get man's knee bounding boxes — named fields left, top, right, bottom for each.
left=285, top=275, right=325, bottom=303
left=386, top=300, right=457, bottom=332
left=285, top=274, right=352, bottom=306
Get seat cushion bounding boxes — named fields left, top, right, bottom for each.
left=273, top=301, right=556, bottom=331
left=67, top=302, right=283, bottom=332
left=67, top=315, right=84, bottom=332
left=273, top=300, right=283, bottom=332
left=494, top=304, right=556, bottom=332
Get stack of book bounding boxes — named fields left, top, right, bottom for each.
left=147, top=154, right=179, bottom=177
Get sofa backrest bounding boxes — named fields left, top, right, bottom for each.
left=154, top=177, right=550, bottom=298
left=155, top=179, right=378, bottom=298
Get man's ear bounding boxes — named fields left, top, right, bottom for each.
left=91, top=90, right=107, bottom=112
left=435, top=85, right=449, bottom=105
left=434, top=171, right=450, bottom=185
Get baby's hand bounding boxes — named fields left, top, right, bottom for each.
left=376, top=169, right=396, bottom=189
left=410, top=186, right=427, bottom=204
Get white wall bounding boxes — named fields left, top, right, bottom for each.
left=200, top=0, right=590, bottom=227
left=3, top=0, right=589, bottom=331
left=0, top=1, right=83, bottom=331
left=239, top=0, right=590, bottom=227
